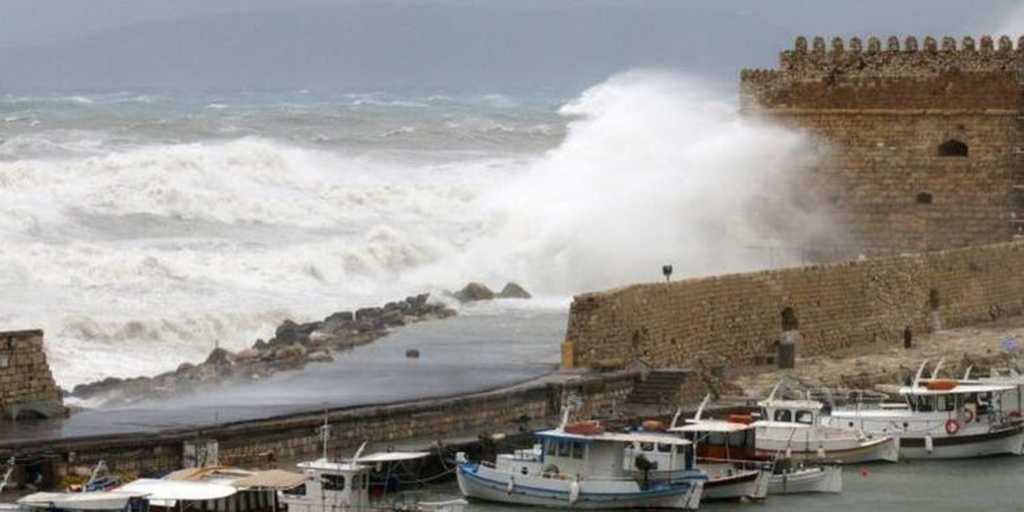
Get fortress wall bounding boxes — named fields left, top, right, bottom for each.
left=0, top=330, right=63, bottom=420
left=741, top=35, right=1024, bottom=256
left=564, top=241, right=1024, bottom=369
left=775, top=110, right=1016, bottom=254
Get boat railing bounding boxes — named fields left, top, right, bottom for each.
left=697, top=456, right=772, bottom=471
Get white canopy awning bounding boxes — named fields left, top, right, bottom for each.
left=19, top=492, right=146, bottom=510
left=117, top=478, right=237, bottom=503
left=669, top=420, right=753, bottom=433
left=343, top=451, right=430, bottom=463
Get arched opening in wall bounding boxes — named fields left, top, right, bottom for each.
left=781, top=307, right=799, bottom=332
left=937, top=139, right=968, bottom=157
left=916, top=192, right=933, bottom=205
left=13, top=408, right=47, bottom=421
left=929, top=288, right=940, bottom=311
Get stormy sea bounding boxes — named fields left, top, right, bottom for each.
left=0, top=72, right=822, bottom=392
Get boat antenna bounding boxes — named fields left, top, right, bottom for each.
left=912, top=360, right=929, bottom=388
left=559, top=404, right=572, bottom=430
left=693, top=394, right=711, bottom=422
left=351, top=441, right=368, bottom=463
left=963, top=366, right=973, bottom=380
left=0, top=456, right=14, bottom=495
left=932, top=358, right=945, bottom=379
left=766, top=380, right=783, bottom=403
left=318, top=410, right=331, bottom=461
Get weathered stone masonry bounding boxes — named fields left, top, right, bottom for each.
left=0, top=371, right=635, bottom=482
left=742, top=35, right=1024, bottom=256
left=0, top=329, right=62, bottom=420
left=564, top=241, right=1024, bottom=369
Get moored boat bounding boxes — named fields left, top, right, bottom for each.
left=824, top=365, right=1024, bottom=459
left=754, top=383, right=900, bottom=463
left=456, top=415, right=705, bottom=510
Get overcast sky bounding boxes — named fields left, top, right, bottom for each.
left=0, top=0, right=1020, bottom=94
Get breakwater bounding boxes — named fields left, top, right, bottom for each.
left=0, top=370, right=637, bottom=489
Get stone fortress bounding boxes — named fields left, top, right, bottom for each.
left=565, top=35, right=1024, bottom=370
left=0, top=329, right=63, bottom=420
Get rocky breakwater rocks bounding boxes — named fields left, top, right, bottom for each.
left=69, top=294, right=456, bottom=406
left=452, top=281, right=532, bottom=302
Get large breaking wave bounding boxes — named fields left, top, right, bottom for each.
left=0, top=71, right=829, bottom=386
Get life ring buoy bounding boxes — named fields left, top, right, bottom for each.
left=945, top=419, right=961, bottom=435
left=962, top=408, right=975, bottom=423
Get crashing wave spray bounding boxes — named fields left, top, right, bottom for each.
left=419, top=71, right=832, bottom=294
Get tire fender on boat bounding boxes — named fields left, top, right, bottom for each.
left=962, top=408, right=975, bottom=423
left=569, top=479, right=581, bottom=505
left=945, top=419, right=960, bottom=435
left=506, top=476, right=514, bottom=496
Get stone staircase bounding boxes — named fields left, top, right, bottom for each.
left=627, top=369, right=696, bottom=408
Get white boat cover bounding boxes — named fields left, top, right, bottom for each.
left=117, top=479, right=237, bottom=502
left=343, top=451, right=430, bottom=463
left=535, top=430, right=692, bottom=446
left=670, top=420, right=753, bottom=433
left=18, top=491, right=145, bottom=510
left=231, top=470, right=308, bottom=490
left=900, top=383, right=1016, bottom=396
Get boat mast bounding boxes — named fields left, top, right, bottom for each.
left=0, top=456, right=14, bottom=495
left=319, top=411, right=331, bottom=461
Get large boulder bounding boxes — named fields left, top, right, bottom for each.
left=497, top=282, right=532, bottom=299
left=454, top=282, right=495, bottom=302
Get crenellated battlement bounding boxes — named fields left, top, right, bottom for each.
left=765, top=35, right=1024, bottom=77
left=741, top=35, right=1024, bottom=111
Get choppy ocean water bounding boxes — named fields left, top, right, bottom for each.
left=1, top=73, right=829, bottom=389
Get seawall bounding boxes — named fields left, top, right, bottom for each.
left=564, top=241, right=1024, bottom=369
left=0, top=370, right=636, bottom=487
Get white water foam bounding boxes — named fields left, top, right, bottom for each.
left=1, top=71, right=829, bottom=387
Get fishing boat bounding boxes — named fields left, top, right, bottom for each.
left=754, top=383, right=900, bottom=463
left=823, top=362, right=1024, bottom=459
left=456, top=414, right=705, bottom=509
left=667, top=396, right=840, bottom=496
left=281, top=420, right=466, bottom=512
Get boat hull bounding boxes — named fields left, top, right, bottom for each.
left=897, top=425, right=1024, bottom=459
left=754, top=435, right=899, bottom=464
left=456, top=464, right=703, bottom=510
left=702, top=470, right=768, bottom=501
left=767, top=466, right=842, bottom=495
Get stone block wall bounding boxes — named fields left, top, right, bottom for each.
left=564, top=241, right=1024, bottom=369
left=0, top=329, right=63, bottom=419
left=1, top=372, right=636, bottom=481
left=741, top=35, right=1024, bottom=256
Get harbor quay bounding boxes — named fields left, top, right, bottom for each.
left=0, top=370, right=642, bottom=490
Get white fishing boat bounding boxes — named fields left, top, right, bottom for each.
left=754, top=383, right=900, bottom=463
left=766, top=462, right=842, bottom=495
left=281, top=421, right=466, bottom=512
left=667, top=395, right=840, bottom=497
left=663, top=423, right=769, bottom=501
left=824, top=363, right=1024, bottom=459
left=456, top=414, right=705, bottom=510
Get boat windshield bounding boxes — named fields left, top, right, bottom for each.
left=906, top=391, right=999, bottom=414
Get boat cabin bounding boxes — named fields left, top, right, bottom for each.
left=669, top=420, right=757, bottom=461
left=757, top=399, right=826, bottom=426
left=280, top=459, right=371, bottom=512
left=899, top=382, right=1015, bottom=418
left=531, top=430, right=695, bottom=479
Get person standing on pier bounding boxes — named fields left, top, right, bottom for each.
left=903, top=325, right=913, bottom=349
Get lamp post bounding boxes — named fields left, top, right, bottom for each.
left=662, top=265, right=673, bottom=283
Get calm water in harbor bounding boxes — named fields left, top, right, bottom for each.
left=424, top=458, right=1024, bottom=512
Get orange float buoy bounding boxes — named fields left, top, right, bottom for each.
left=926, top=379, right=957, bottom=391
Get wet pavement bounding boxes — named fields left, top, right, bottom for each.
left=0, top=306, right=565, bottom=444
